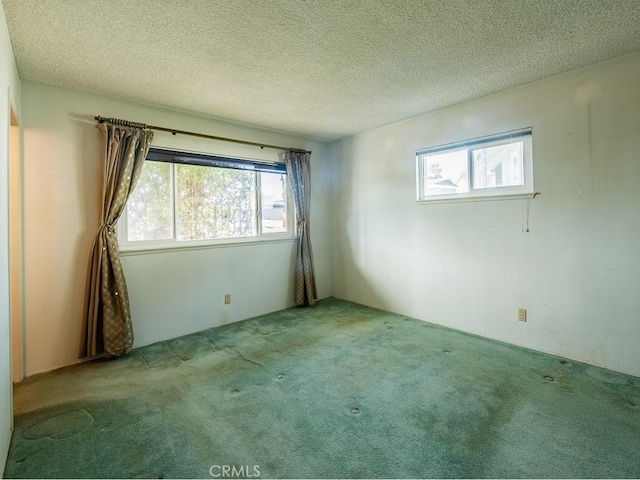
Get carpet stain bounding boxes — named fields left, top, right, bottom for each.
left=335, top=316, right=363, bottom=329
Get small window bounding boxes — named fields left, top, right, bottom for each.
left=119, top=148, right=294, bottom=250
left=416, top=128, right=533, bottom=202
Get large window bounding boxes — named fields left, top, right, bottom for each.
left=119, top=148, right=293, bottom=250
left=416, top=128, right=533, bottom=202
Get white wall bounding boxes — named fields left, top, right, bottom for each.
left=331, top=53, right=640, bottom=377
left=0, top=1, right=21, bottom=474
left=21, top=82, right=332, bottom=375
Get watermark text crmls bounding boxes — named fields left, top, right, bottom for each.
left=209, top=464, right=260, bottom=478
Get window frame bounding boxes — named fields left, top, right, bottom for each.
left=416, top=128, right=534, bottom=204
left=118, top=148, right=296, bottom=253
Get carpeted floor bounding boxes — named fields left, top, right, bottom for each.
left=4, top=298, right=640, bottom=478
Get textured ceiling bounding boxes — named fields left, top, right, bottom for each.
left=3, top=0, right=640, bottom=140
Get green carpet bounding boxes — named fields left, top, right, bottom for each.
left=5, top=298, right=640, bottom=478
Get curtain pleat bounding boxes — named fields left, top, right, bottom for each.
left=285, top=151, right=317, bottom=306
left=80, top=124, right=153, bottom=358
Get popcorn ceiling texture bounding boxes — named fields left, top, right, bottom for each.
left=3, top=0, right=640, bottom=139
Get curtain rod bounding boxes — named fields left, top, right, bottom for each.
left=94, top=116, right=311, bottom=154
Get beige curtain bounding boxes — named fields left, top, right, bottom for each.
left=81, top=124, right=154, bottom=358
left=285, top=151, right=317, bottom=306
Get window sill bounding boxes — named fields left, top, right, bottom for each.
left=119, top=236, right=297, bottom=256
left=416, top=192, right=538, bottom=205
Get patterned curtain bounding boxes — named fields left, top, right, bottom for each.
left=81, top=124, right=154, bottom=357
left=285, top=151, right=317, bottom=306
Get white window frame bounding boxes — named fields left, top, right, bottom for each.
left=118, top=149, right=295, bottom=253
left=416, top=128, right=534, bottom=204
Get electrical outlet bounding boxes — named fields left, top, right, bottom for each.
left=224, top=294, right=231, bottom=305
left=518, top=308, right=527, bottom=322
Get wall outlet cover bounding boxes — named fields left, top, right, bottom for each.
left=518, top=308, right=527, bottom=322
